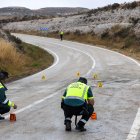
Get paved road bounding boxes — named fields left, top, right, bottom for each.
left=0, top=34, right=140, bottom=140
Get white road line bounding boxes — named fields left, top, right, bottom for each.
left=126, top=108, right=140, bottom=140
left=43, top=48, right=59, bottom=70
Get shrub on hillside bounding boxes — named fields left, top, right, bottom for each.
left=4, top=30, right=22, bottom=44
left=0, top=38, right=27, bottom=73
left=122, top=1, right=139, bottom=9
left=101, top=30, right=109, bottom=39
left=129, top=17, right=140, bottom=25
left=74, top=30, right=82, bottom=35
left=111, top=3, right=120, bottom=10
left=88, top=1, right=139, bottom=14
left=111, top=25, right=131, bottom=38
left=124, top=37, right=135, bottom=48
left=3, top=30, right=24, bottom=51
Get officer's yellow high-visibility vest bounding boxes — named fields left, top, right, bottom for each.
left=60, top=32, right=64, bottom=35
left=65, top=82, right=89, bottom=101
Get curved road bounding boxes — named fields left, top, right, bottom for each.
left=0, top=34, right=140, bottom=140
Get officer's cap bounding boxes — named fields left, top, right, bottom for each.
left=0, top=70, right=9, bottom=80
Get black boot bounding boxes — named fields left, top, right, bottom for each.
left=75, top=124, right=86, bottom=131
left=76, top=121, right=86, bottom=131
left=65, top=120, right=71, bottom=131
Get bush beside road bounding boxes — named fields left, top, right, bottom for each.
left=0, top=33, right=54, bottom=82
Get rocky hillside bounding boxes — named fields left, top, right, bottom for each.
left=35, top=7, right=88, bottom=16
left=0, top=7, right=88, bottom=23
left=2, top=1, right=140, bottom=38
left=0, top=7, right=35, bottom=16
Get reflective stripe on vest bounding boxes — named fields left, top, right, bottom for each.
left=2, top=98, right=9, bottom=104
left=65, top=82, right=89, bottom=100
left=64, top=96, right=85, bottom=102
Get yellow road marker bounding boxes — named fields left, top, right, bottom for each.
left=76, top=72, right=80, bottom=77
left=93, top=73, right=98, bottom=79
left=42, top=75, right=46, bottom=80
left=98, top=82, right=103, bottom=88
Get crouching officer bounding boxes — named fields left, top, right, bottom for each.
left=0, top=70, right=17, bottom=120
left=61, top=77, right=94, bottom=131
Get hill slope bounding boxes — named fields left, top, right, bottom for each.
left=0, top=7, right=89, bottom=23
left=35, top=7, right=88, bottom=16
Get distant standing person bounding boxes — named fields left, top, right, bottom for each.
left=60, top=31, right=64, bottom=41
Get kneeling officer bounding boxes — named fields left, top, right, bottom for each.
left=61, top=77, right=94, bottom=131
left=0, top=71, right=17, bottom=120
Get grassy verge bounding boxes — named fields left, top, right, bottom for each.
left=0, top=38, right=54, bottom=82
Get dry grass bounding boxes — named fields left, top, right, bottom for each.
left=0, top=38, right=54, bottom=82
left=0, top=38, right=27, bottom=74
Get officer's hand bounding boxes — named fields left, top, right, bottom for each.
left=13, top=104, right=17, bottom=109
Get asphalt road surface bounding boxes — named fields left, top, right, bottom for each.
left=0, top=34, right=140, bottom=140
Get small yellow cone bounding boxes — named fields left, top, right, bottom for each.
left=98, top=82, right=103, bottom=88
left=42, top=75, right=46, bottom=80
left=76, top=72, right=80, bottom=77
left=93, top=74, right=98, bottom=80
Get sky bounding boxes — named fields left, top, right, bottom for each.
left=0, top=0, right=136, bottom=9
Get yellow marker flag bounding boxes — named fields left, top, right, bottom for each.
left=77, top=72, right=80, bottom=77
left=42, top=75, right=46, bottom=80
left=98, top=82, right=103, bottom=88
left=93, top=74, right=98, bottom=79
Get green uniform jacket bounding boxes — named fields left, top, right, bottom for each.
left=0, top=81, right=8, bottom=103
left=0, top=81, right=14, bottom=107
